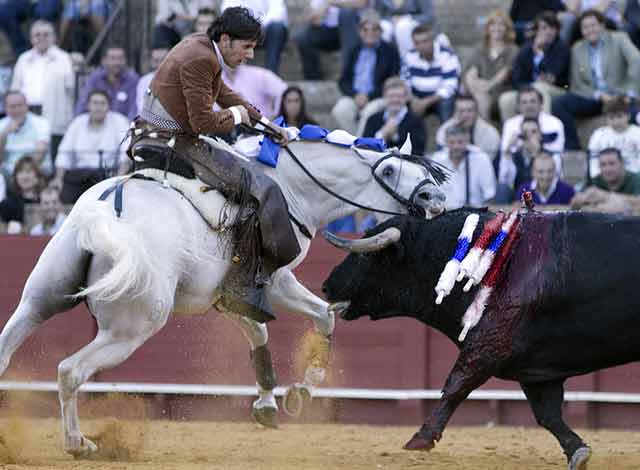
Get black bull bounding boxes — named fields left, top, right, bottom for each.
left=322, top=208, right=640, bottom=469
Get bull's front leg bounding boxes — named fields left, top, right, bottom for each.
left=404, top=357, right=492, bottom=451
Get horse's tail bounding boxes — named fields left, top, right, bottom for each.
left=73, top=202, right=161, bottom=302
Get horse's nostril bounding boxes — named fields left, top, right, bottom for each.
left=321, top=282, right=327, bottom=294
left=419, top=192, right=431, bottom=201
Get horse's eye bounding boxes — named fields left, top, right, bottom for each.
left=382, top=166, right=394, bottom=177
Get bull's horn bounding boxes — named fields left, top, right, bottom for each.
left=400, top=134, right=412, bottom=155
left=323, top=227, right=401, bottom=253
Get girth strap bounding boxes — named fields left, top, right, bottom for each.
left=97, top=174, right=156, bottom=218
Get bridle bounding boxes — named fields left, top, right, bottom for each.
left=283, top=145, right=432, bottom=217
left=242, top=123, right=443, bottom=218
left=369, top=152, right=440, bottom=218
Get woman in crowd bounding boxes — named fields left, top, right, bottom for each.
left=0, top=155, right=44, bottom=232
left=463, top=9, right=518, bottom=120
left=278, top=86, right=317, bottom=129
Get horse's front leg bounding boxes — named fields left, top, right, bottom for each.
left=404, top=356, right=492, bottom=451
left=266, top=268, right=335, bottom=416
left=222, top=312, right=278, bottom=428
left=268, top=268, right=335, bottom=337
left=268, top=268, right=335, bottom=383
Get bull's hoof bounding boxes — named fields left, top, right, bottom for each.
left=252, top=405, right=279, bottom=429
left=568, top=446, right=591, bottom=470
left=403, top=433, right=435, bottom=452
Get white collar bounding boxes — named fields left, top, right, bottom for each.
left=27, top=46, right=56, bottom=60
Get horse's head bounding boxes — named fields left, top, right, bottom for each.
left=271, top=138, right=448, bottom=229
left=370, top=150, right=447, bottom=219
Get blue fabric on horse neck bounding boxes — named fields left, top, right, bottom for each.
left=256, top=120, right=387, bottom=168
left=257, top=116, right=286, bottom=168
left=354, top=137, right=386, bottom=152
left=299, top=125, right=329, bottom=140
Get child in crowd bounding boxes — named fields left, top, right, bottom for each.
left=588, top=98, right=640, bottom=176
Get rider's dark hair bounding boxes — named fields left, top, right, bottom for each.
left=207, top=7, right=263, bottom=44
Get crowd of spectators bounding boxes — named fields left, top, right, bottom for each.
left=2, top=0, right=640, bottom=236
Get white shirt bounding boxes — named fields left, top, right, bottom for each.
left=30, top=213, right=66, bottom=236
left=20, top=52, right=47, bottom=105
left=431, top=145, right=497, bottom=210
left=136, top=71, right=154, bottom=114
left=220, top=0, right=288, bottom=26
left=588, top=124, right=640, bottom=174
left=401, top=42, right=461, bottom=100
left=11, top=46, right=74, bottom=135
left=56, top=111, right=130, bottom=170
left=501, top=112, right=565, bottom=155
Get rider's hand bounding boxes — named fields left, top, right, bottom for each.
left=271, top=124, right=290, bottom=146
left=237, top=105, right=251, bottom=125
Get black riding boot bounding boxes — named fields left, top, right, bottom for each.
left=215, top=255, right=276, bottom=323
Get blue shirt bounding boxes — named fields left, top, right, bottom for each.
left=0, top=112, right=51, bottom=176
left=588, top=39, right=608, bottom=94
left=353, top=46, right=377, bottom=95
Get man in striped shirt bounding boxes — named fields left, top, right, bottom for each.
left=401, top=23, right=460, bottom=124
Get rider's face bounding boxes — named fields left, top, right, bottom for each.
left=219, top=34, right=257, bottom=68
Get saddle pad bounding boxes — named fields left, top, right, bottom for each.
left=133, top=168, right=238, bottom=229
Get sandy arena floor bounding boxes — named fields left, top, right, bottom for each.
left=0, top=416, right=639, bottom=470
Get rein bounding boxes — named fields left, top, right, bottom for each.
left=282, top=146, right=426, bottom=217
left=241, top=123, right=431, bottom=218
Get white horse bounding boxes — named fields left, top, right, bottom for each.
left=0, top=137, right=446, bottom=457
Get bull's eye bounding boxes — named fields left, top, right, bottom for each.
left=382, top=166, right=394, bottom=177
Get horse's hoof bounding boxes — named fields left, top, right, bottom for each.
left=403, top=433, right=435, bottom=452
left=65, top=435, right=98, bottom=459
left=282, top=383, right=312, bottom=418
left=252, top=406, right=279, bottom=429
left=568, top=446, right=591, bottom=470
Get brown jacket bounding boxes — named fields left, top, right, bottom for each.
left=150, top=33, right=261, bottom=136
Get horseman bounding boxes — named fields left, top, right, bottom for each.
left=129, top=6, right=299, bottom=323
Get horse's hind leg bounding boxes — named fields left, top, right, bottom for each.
left=58, top=293, right=171, bottom=457
left=0, top=227, right=89, bottom=376
left=222, top=312, right=278, bottom=428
